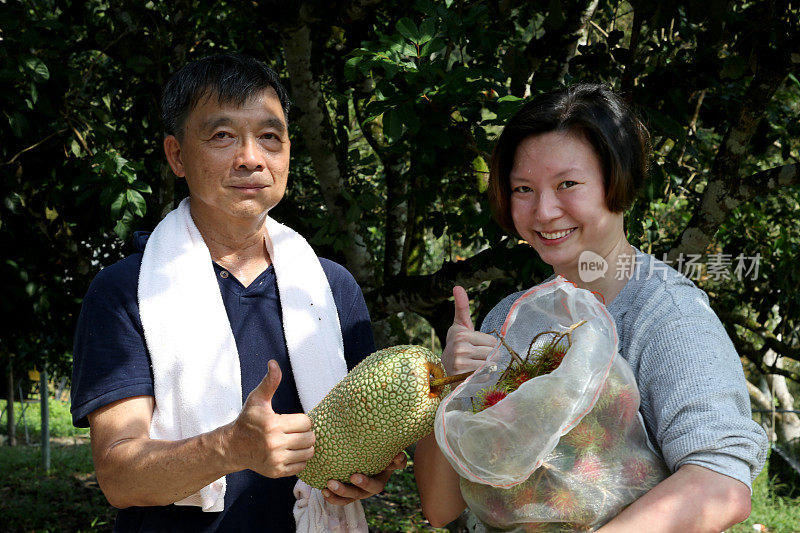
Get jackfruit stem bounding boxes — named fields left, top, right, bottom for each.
left=430, top=370, right=474, bottom=387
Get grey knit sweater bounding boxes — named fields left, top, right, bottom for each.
left=480, top=250, right=768, bottom=490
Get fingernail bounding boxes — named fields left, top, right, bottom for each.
left=328, top=481, right=340, bottom=491
left=352, top=474, right=364, bottom=484
left=322, top=489, right=331, bottom=498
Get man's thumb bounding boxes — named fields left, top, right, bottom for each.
left=252, top=359, right=282, bottom=410
left=452, top=286, right=474, bottom=330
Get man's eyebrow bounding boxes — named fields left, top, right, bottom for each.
left=259, top=117, right=287, bottom=133
left=199, top=115, right=287, bottom=134
left=200, top=116, right=233, bottom=133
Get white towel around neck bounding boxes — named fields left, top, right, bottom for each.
left=138, top=197, right=367, bottom=530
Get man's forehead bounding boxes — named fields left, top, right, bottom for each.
left=190, top=86, right=286, bottom=126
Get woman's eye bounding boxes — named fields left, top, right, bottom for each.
left=558, top=180, right=577, bottom=190
left=512, top=185, right=532, bottom=194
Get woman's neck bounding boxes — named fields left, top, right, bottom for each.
left=554, top=237, right=636, bottom=305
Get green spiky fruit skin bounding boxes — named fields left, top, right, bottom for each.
left=298, top=345, right=444, bottom=489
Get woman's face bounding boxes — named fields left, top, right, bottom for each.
left=509, top=130, right=626, bottom=276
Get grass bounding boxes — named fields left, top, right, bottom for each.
left=2, top=397, right=799, bottom=532
left=729, top=452, right=800, bottom=533
left=363, top=457, right=448, bottom=532
left=1, top=398, right=89, bottom=445
left=0, top=441, right=115, bottom=532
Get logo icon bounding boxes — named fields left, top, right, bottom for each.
left=578, top=250, right=608, bottom=283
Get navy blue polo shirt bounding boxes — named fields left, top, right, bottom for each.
left=71, top=232, right=374, bottom=532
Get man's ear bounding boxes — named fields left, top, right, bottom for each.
left=163, top=135, right=186, bottom=177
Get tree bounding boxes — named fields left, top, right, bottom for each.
left=1, top=0, right=799, bottom=452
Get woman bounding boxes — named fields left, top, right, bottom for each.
left=414, top=84, right=767, bottom=532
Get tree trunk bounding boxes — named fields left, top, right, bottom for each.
left=556, top=0, right=601, bottom=83
left=40, top=364, right=50, bottom=470
left=5, top=359, right=15, bottom=446
left=764, top=350, right=800, bottom=445
left=281, top=22, right=373, bottom=284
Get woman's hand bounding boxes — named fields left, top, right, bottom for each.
left=442, top=286, right=499, bottom=376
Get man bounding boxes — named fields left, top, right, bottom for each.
left=71, top=54, right=403, bottom=532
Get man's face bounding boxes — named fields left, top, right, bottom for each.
left=164, top=87, right=290, bottom=224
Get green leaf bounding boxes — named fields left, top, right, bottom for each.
left=396, top=17, right=420, bottom=43
left=114, top=218, right=131, bottom=241
left=383, top=108, right=402, bottom=141
left=418, top=18, right=435, bottom=45
left=23, top=56, right=49, bottom=82
left=131, top=180, right=152, bottom=194
left=110, top=192, right=126, bottom=219
left=114, top=153, right=130, bottom=173
left=8, top=111, right=27, bottom=138
left=344, top=56, right=363, bottom=81
left=420, top=37, right=447, bottom=57
left=126, top=189, right=146, bottom=217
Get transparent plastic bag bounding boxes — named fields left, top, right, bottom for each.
left=435, top=278, right=668, bottom=531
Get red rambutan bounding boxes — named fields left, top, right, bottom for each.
left=621, top=457, right=652, bottom=486
left=599, top=389, right=639, bottom=432
left=571, top=454, right=606, bottom=483
left=547, top=487, right=580, bottom=519
left=474, top=387, right=509, bottom=412
left=562, top=418, right=606, bottom=454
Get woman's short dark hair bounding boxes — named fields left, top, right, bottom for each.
left=487, top=83, right=650, bottom=236
left=160, top=54, right=291, bottom=139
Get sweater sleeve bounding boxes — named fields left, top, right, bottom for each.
left=634, top=310, right=767, bottom=490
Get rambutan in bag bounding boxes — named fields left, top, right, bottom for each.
left=434, top=277, right=668, bottom=532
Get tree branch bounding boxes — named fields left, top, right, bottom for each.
left=366, top=241, right=549, bottom=318
left=668, top=23, right=793, bottom=259
left=720, top=311, right=800, bottom=382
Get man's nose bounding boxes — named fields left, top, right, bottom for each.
left=234, top=137, right=265, bottom=170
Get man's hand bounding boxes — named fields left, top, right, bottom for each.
left=226, top=359, right=316, bottom=478
left=321, top=452, right=408, bottom=506
left=442, top=286, right=498, bottom=375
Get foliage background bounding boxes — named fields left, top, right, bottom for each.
left=1, top=0, right=799, bottom=472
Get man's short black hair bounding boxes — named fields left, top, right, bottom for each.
left=160, top=54, right=292, bottom=139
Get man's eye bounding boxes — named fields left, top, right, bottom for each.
left=213, top=131, right=231, bottom=139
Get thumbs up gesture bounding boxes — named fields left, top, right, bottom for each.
left=226, top=360, right=316, bottom=478
left=442, top=286, right=500, bottom=376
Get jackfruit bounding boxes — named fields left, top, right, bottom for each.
left=298, top=344, right=456, bottom=489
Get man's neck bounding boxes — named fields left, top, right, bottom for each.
left=190, top=205, right=271, bottom=287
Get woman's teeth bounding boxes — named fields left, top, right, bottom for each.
left=539, top=229, right=574, bottom=240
